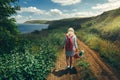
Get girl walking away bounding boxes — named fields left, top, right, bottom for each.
left=63, top=27, right=78, bottom=69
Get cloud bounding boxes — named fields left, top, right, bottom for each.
left=18, top=6, right=45, bottom=15
left=48, top=9, right=100, bottom=19
left=108, top=0, right=118, bottom=2
left=62, top=11, right=100, bottom=18
left=14, top=15, right=22, bottom=19
left=51, top=0, right=81, bottom=6
left=15, top=7, right=100, bottom=23
left=50, top=9, right=62, bottom=15
left=92, top=0, right=120, bottom=12
left=12, top=15, right=27, bottom=23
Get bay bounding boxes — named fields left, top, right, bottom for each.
left=18, top=23, right=48, bottom=33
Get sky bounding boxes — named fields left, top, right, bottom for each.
left=12, top=0, right=120, bottom=23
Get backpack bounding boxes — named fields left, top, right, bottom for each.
left=65, top=35, right=73, bottom=51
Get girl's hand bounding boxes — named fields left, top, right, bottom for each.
left=62, top=46, right=64, bottom=49
left=75, top=48, right=78, bottom=52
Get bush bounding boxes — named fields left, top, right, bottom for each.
left=0, top=40, right=56, bottom=80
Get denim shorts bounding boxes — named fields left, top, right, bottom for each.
left=65, top=50, right=74, bottom=56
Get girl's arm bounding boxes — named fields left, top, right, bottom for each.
left=74, top=35, right=78, bottom=51
left=62, top=37, right=66, bottom=48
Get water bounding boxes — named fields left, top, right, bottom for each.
left=18, top=23, right=49, bottom=33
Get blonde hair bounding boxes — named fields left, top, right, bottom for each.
left=68, top=27, right=74, bottom=33
left=67, top=27, right=75, bottom=36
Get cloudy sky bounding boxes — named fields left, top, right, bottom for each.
left=13, top=0, right=120, bottom=23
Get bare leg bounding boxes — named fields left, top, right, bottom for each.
left=66, top=56, right=69, bottom=66
left=70, top=56, right=72, bottom=67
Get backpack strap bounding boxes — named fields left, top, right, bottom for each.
left=66, top=34, right=73, bottom=39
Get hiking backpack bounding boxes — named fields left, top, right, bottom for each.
left=65, top=35, right=73, bottom=51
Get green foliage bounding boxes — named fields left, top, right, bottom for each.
left=77, top=60, right=90, bottom=70
left=0, top=0, right=19, bottom=18
left=77, top=59, right=97, bottom=80
left=0, top=0, right=19, bottom=54
left=0, top=39, right=56, bottom=80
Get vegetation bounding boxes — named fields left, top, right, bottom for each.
left=76, top=8, right=120, bottom=73
left=0, top=29, right=64, bottom=79
left=0, top=0, right=63, bottom=79
left=24, top=20, right=49, bottom=24
left=0, top=0, right=20, bottom=54
left=77, top=59, right=97, bottom=80
left=0, top=40, right=56, bottom=80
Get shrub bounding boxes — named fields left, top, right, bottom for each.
left=0, top=40, right=56, bottom=80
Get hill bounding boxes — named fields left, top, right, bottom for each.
left=48, top=8, right=120, bottom=41
left=24, top=20, right=49, bottom=24
left=89, top=8, right=120, bottom=41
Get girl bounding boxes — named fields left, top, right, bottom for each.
left=63, top=27, right=78, bottom=69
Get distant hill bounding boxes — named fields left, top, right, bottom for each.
left=48, top=17, right=95, bottom=30
left=24, top=20, right=49, bottom=24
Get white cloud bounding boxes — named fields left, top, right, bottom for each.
left=50, top=9, right=62, bottom=15
left=14, top=15, right=22, bottom=19
left=61, top=11, right=100, bottom=18
left=108, top=0, right=118, bottom=2
left=15, top=7, right=101, bottom=23
left=18, top=6, right=45, bottom=15
left=92, top=0, right=120, bottom=12
left=51, top=0, right=81, bottom=6
left=12, top=15, right=27, bottom=23
left=15, top=10, right=99, bottom=23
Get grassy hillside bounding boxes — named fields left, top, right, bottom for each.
left=48, top=17, right=94, bottom=30
left=88, top=8, right=120, bottom=41
left=77, top=8, right=120, bottom=73
left=48, top=8, right=120, bottom=41
left=24, top=20, right=49, bottom=24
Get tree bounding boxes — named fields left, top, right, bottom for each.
left=0, top=0, right=20, bottom=54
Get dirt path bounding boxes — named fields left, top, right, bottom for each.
left=47, top=39, right=119, bottom=80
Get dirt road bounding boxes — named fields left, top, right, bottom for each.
left=47, top=39, right=119, bottom=80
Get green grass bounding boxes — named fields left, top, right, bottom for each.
left=77, top=59, right=97, bottom=80
left=76, top=30, right=120, bottom=73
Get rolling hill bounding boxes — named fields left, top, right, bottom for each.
left=24, top=20, right=49, bottom=24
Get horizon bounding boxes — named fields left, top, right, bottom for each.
left=12, top=0, right=120, bottom=23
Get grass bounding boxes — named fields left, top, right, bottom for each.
left=77, top=59, right=97, bottom=80
left=76, top=30, right=120, bottom=73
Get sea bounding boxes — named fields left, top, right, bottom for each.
left=18, top=23, right=49, bottom=33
